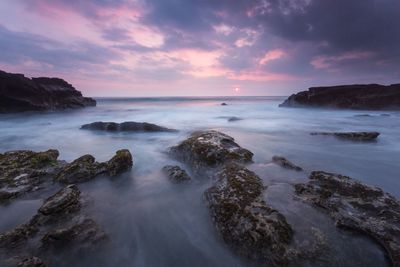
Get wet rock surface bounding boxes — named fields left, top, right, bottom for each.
left=55, top=150, right=133, bottom=184
left=1, top=149, right=132, bottom=203
left=0, top=149, right=61, bottom=203
left=204, top=163, right=294, bottom=266
left=0, top=69, right=96, bottom=113
left=81, top=121, right=177, bottom=132
left=41, top=218, right=106, bottom=251
left=107, top=149, right=133, bottom=177
left=169, top=130, right=253, bottom=169
left=38, top=185, right=81, bottom=216
left=0, top=185, right=107, bottom=265
left=310, top=131, right=380, bottom=141
left=280, top=83, right=400, bottom=110
left=55, top=155, right=106, bottom=184
left=295, top=171, right=400, bottom=266
left=162, top=165, right=191, bottom=183
left=272, top=156, right=303, bottom=171
left=17, top=257, right=47, bottom=267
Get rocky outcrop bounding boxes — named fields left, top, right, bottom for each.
left=280, top=84, right=400, bottom=110
left=0, top=149, right=133, bottom=203
left=41, top=218, right=106, bottom=251
left=0, top=149, right=61, bottom=203
left=169, top=130, right=253, bottom=169
left=295, top=171, right=400, bottom=266
left=162, top=165, right=191, bottom=183
left=55, top=155, right=107, bottom=184
left=204, top=163, right=294, bottom=266
left=55, top=150, right=133, bottom=184
left=310, top=131, right=380, bottom=141
left=272, top=156, right=303, bottom=171
left=17, top=257, right=47, bottom=267
left=0, top=69, right=96, bottom=113
left=38, top=185, right=81, bottom=216
left=81, top=121, right=177, bottom=132
left=0, top=185, right=106, bottom=264
left=107, top=149, right=133, bottom=177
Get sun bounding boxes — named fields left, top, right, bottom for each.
left=234, top=87, right=240, bottom=92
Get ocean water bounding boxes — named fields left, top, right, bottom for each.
left=0, top=96, right=399, bottom=267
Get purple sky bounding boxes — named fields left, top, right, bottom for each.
left=0, top=0, right=399, bottom=96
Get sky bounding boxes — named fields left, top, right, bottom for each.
left=0, top=0, right=399, bottom=96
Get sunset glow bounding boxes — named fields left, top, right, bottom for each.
left=0, top=1, right=399, bottom=96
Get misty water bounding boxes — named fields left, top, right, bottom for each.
left=1, top=96, right=399, bottom=267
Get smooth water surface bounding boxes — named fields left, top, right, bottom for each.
left=1, top=96, right=399, bottom=266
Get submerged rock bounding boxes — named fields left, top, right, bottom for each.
left=217, top=116, right=243, bottom=122
left=0, top=69, right=96, bottom=113
left=279, top=83, right=400, bottom=110
left=107, top=149, right=133, bottom=177
left=272, top=156, right=303, bottom=171
left=170, top=130, right=253, bottom=169
left=295, top=171, right=400, bottom=266
left=162, top=165, right=191, bottom=183
left=310, top=131, right=380, bottom=141
left=17, top=257, right=47, bottom=267
left=204, top=163, right=294, bottom=266
left=0, top=185, right=107, bottom=263
left=41, top=218, right=106, bottom=251
left=81, top=121, right=177, bottom=132
left=0, top=221, right=39, bottom=249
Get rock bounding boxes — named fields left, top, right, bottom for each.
left=0, top=149, right=61, bottom=202
left=0, top=222, right=39, bottom=249
left=162, top=165, right=191, bottom=183
left=272, top=156, right=303, bottom=171
left=17, top=257, right=47, bottom=267
left=169, top=130, right=253, bottom=169
left=38, top=185, right=81, bottom=216
left=310, top=131, right=380, bottom=141
left=107, top=149, right=133, bottom=176
left=55, top=150, right=133, bottom=183
left=279, top=83, right=400, bottom=110
left=0, top=69, right=96, bottom=113
left=41, top=218, right=106, bottom=251
left=221, top=103, right=228, bottom=106
left=0, top=184, right=107, bottom=263
left=55, top=155, right=107, bottom=184
left=295, top=171, right=400, bottom=266
left=204, top=163, right=294, bottom=266
left=354, top=114, right=372, bottom=117
left=217, top=116, right=243, bottom=122
left=227, top=116, right=242, bottom=122
left=81, top=121, right=177, bottom=132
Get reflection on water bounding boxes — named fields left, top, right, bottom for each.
left=0, top=96, right=398, bottom=266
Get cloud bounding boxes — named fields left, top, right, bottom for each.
left=0, top=0, right=399, bottom=96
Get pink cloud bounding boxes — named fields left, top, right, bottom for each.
left=311, top=51, right=375, bottom=69
left=259, top=49, right=286, bottom=65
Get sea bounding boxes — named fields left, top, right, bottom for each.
left=0, top=96, right=399, bottom=267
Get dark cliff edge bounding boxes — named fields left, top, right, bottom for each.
left=280, top=84, right=400, bottom=110
left=0, top=70, right=96, bottom=113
